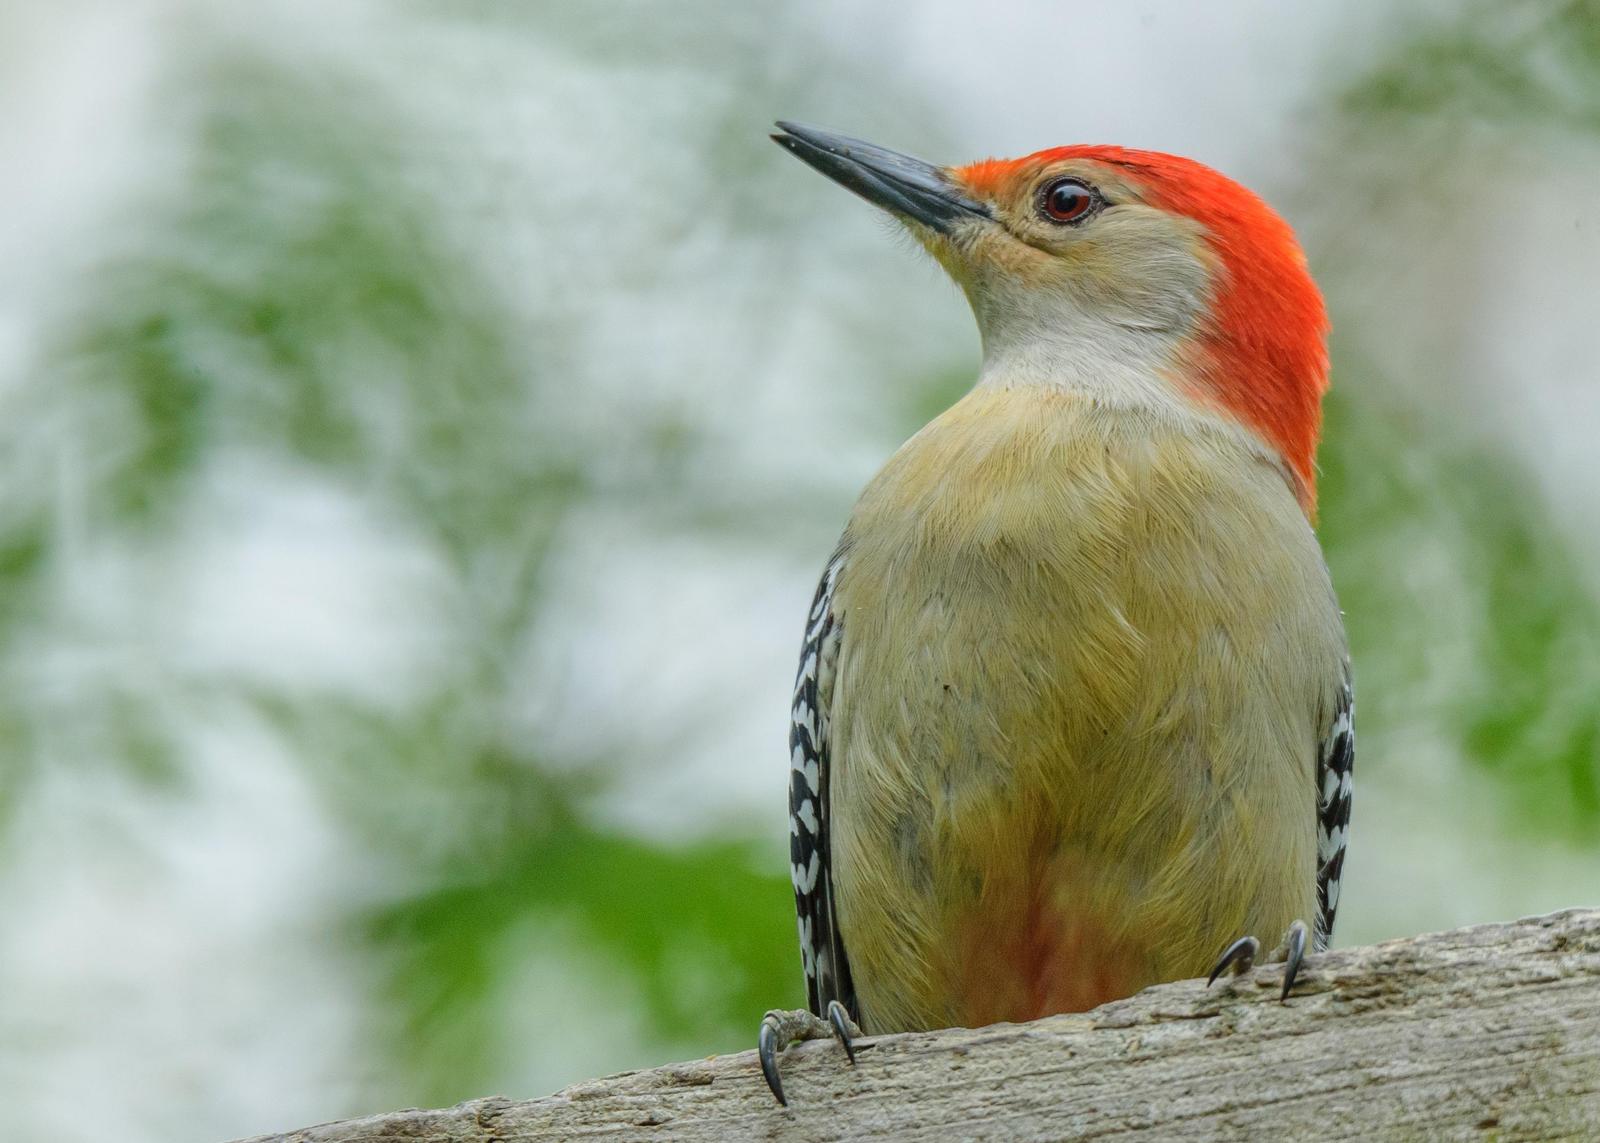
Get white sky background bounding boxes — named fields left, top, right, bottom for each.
left=0, top=2, right=1597, bottom=1140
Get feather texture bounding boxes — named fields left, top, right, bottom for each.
left=797, top=385, right=1349, bottom=1033
left=1315, top=667, right=1355, bottom=948
left=788, top=551, right=856, bottom=1022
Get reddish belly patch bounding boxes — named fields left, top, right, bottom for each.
left=953, top=877, right=1150, bottom=1026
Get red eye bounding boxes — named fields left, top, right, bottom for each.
left=1041, top=178, right=1097, bottom=224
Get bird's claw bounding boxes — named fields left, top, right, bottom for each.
left=1278, top=917, right=1309, bottom=1000
left=826, top=998, right=859, bottom=1065
left=1206, top=934, right=1261, bottom=984
left=758, top=1000, right=860, bottom=1105
left=757, top=1016, right=788, bottom=1106
left=1207, top=918, right=1310, bottom=1002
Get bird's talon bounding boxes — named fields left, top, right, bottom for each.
left=1206, top=935, right=1260, bottom=985
left=1209, top=920, right=1312, bottom=1000
left=1278, top=918, right=1309, bottom=1002
left=826, top=999, right=859, bottom=1065
left=757, top=1015, right=787, bottom=1106
left=757, top=1006, right=855, bottom=1105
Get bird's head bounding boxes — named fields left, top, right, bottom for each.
left=773, top=122, right=1330, bottom=510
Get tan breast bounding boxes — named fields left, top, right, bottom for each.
left=826, top=385, right=1346, bottom=1032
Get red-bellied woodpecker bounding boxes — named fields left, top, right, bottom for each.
left=757, top=123, right=1353, bottom=1105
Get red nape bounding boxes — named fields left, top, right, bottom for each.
left=959, top=147, right=1331, bottom=510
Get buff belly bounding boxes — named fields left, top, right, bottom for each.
left=825, top=386, right=1346, bottom=1033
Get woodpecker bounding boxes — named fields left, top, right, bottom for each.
left=757, top=122, right=1353, bottom=1105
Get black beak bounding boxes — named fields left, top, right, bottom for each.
left=772, top=122, right=991, bottom=233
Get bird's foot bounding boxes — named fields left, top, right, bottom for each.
left=1206, top=918, right=1310, bottom=1002
left=757, top=1000, right=860, bottom=1106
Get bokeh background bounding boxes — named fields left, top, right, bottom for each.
left=2, top=1, right=1598, bottom=1139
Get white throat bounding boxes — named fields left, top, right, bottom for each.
left=966, top=283, right=1278, bottom=470
left=973, top=304, right=1194, bottom=416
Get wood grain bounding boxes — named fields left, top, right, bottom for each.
left=237, top=909, right=1600, bottom=1142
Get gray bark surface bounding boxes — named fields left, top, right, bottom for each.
left=237, top=909, right=1600, bottom=1142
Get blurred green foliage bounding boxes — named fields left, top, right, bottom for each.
left=1318, top=0, right=1600, bottom=842
left=20, top=16, right=810, bottom=1105
left=1320, top=379, right=1600, bottom=843
left=368, top=793, right=793, bottom=1105
left=1346, top=0, right=1600, bottom=131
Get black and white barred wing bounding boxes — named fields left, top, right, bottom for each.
left=789, top=551, right=857, bottom=1021
left=1313, top=663, right=1354, bottom=950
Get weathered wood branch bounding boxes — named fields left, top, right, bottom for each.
left=239, top=909, right=1600, bottom=1142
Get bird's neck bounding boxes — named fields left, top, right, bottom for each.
left=975, top=318, right=1203, bottom=420
left=973, top=321, right=1315, bottom=515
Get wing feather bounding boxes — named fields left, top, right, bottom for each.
left=1314, top=663, right=1354, bottom=949
left=788, top=550, right=857, bottom=1021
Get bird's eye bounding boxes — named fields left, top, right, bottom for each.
left=1040, top=178, right=1098, bottom=224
